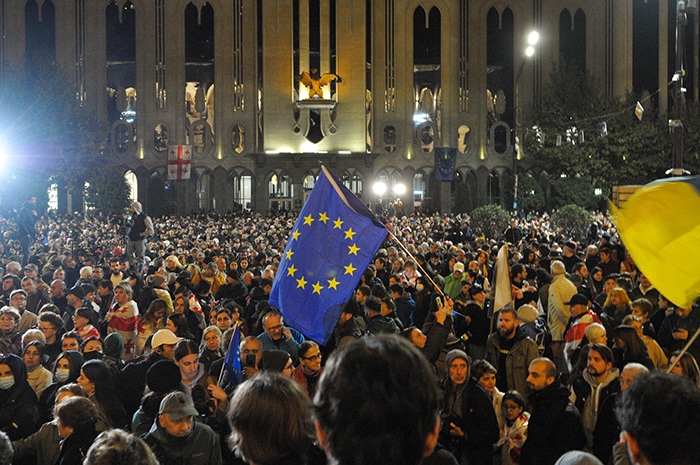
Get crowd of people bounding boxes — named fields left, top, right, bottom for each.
left=0, top=198, right=694, bottom=465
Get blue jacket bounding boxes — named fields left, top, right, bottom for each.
left=257, top=326, right=306, bottom=363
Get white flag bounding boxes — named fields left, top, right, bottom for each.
left=492, top=245, right=513, bottom=315
left=168, top=145, right=192, bottom=180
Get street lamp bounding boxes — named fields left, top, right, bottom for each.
left=513, top=30, right=539, bottom=211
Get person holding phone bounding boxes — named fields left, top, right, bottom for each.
left=257, top=309, right=306, bottom=364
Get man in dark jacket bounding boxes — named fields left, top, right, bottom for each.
left=570, top=343, right=620, bottom=448
left=439, top=349, right=499, bottom=465
left=364, top=296, right=399, bottom=336
left=142, top=391, right=221, bottom=465
left=521, top=358, right=585, bottom=465
left=485, top=307, right=539, bottom=397
left=127, top=201, right=153, bottom=276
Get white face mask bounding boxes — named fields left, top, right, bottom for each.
left=55, top=368, right=70, bottom=383
left=416, top=284, right=424, bottom=292
left=0, top=376, right=14, bottom=390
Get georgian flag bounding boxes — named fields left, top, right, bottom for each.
left=167, top=145, right=192, bottom=180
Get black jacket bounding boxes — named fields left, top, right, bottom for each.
left=0, top=356, right=40, bottom=440
left=521, top=380, right=585, bottom=465
left=56, top=426, right=99, bottom=465
left=364, top=314, right=399, bottom=336
left=570, top=372, right=621, bottom=418
left=439, top=378, right=500, bottom=465
left=118, top=351, right=167, bottom=417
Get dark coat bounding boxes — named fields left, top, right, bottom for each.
left=570, top=373, right=621, bottom=419
left=592, top=392, right=621, bottom=464
left=0, top=356, right=40, bottom=440
left=521, top=380, right=586, bottom=465
left=364, top=314, right=399, bottom=336
left=439, top=378, right=500, bottom=465
left=56, top=426, right=99, bottom=465
left=118, top=350, right=167, bottom=418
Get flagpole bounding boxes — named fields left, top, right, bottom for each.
left=218, top=323, right=239, bottom=386
left=317, top=162, right=465, bottom=318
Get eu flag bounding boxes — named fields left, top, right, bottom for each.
left=435, top=147, right=457, bottom=181
left=224, top=324, right=242, bottom=385
left=270, top=165, right=387, bottom=344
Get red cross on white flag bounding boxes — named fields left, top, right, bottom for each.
left=167, top=145, right=192, bottom=180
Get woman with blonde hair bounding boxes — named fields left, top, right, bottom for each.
left=603, top=287, right=633, bottom=326
left=105, top=282, right=139, bottom=361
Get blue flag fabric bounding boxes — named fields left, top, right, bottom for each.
left=435, top=147, right=457, bottom=181
left=224, top=324, right=242, bottom=385
left=269, top=166, right=387, bottom=344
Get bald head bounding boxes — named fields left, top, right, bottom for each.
left=527, top=358, right=557, bottom=392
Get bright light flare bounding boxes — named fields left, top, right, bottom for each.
left=393, top=184, right=406, bottom=195
left=528, top=31, right=539, bottom=46
left=373, top=182, right=387, bottom=196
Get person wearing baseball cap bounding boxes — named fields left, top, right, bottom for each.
left=117, top=329, right=182, bottom=418
left=445, top=261, right=468, bottom=299
left=143, top=391, right=222, bottom=464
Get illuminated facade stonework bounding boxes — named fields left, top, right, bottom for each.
left=4, top=0, right=660, bottom=214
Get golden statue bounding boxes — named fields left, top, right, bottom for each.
left=296, top=68, right=342, bottom=99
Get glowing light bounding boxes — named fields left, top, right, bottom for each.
left=373, top=182, right=387, bottom=196
left=338, top=151, right=351, bottom=154
left=525, top=46, right=535, bottom=57
left=393, top=184, right=406, bottom=195
left=528, top=31, right=539, bottom=46
left=413, top=113, right=428, bottom=124
left=301, top=142, right=317, bottom=153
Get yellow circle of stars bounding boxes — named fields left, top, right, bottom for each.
left=282, top=211, right=362, bottom=297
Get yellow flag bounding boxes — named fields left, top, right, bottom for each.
left=610, top=177, right=700, bottom=308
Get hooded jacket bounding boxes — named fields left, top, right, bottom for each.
left=570, top=367, right=620, bottom=447
left=440, top=350, right=500, bottom=465
left=521, top=380, right=585, bottom=465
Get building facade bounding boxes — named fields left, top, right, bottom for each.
left=4, top=0, right=679, bottom=215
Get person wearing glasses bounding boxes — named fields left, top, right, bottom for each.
left=9, top=290, right=37, bottom=334
left=293, top=341, right=322, bottom=397
left=38, top=311, right=66, bottom=367
left=0, top=308, right=22, bottom=356
left=257, top=309, right=305, bottom=364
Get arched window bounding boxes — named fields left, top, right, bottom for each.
left=185, top=2, right=215, bottom=135
left=560, top=9, right=586, bottom=73
left=413, top=6, right=441, bottom=128
left=106, top=1, right=136, bottom=125
left=269, top=172, right=293, bottom=199
left=413, top=172, right=426, bottom=209
left=25, top=0, right=55, bottom=73
left=197, top=172, right=211, bottom=210
left=486, top=7, right=514, bottom=128
left=124, top=170, right=138, bottom=202
left=340, top=171, right=363, bottom=197
left=303, top=173, right=317, bottom=192
left=232, top=171, right=253, bottom=210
